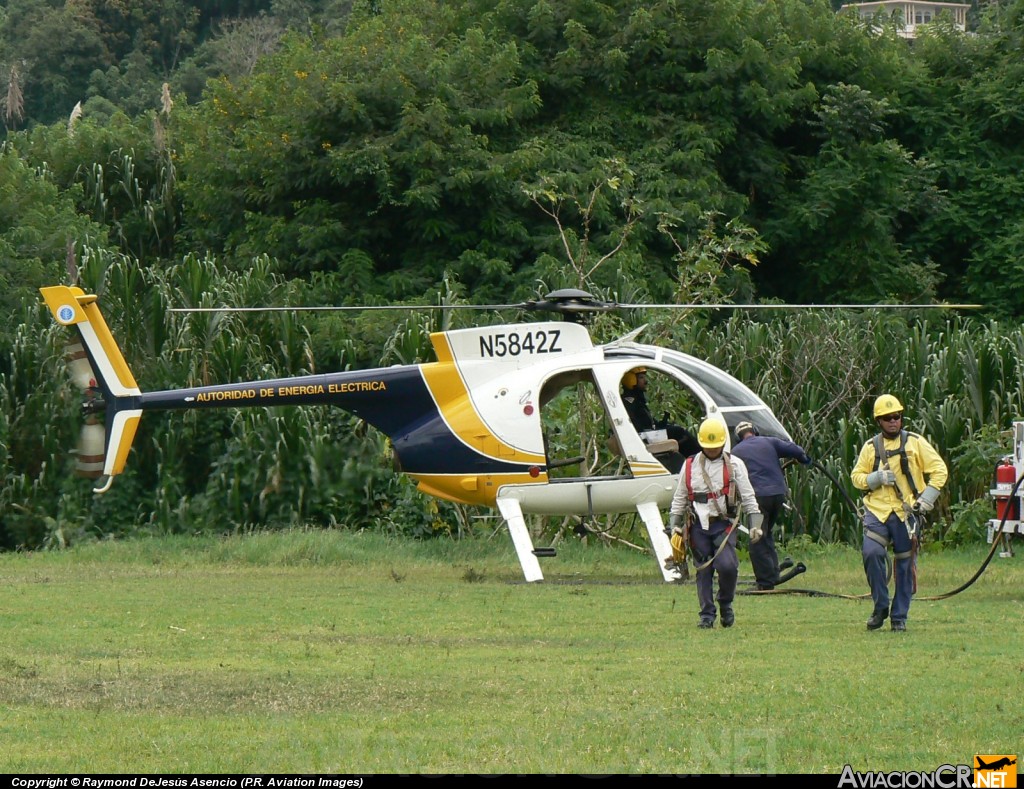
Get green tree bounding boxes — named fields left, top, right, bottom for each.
left=12, top=107, right=182, bottom=261
left=0, top=0, right=111, bottom=124
left=901, top=1, right=1024, bottom=315
left=178, top=7, right=543, bottom=292
left=759, top=83, right=943, bottom=302
left=0, top=143, right=111, bottom=337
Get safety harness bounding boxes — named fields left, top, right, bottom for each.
left=677, top=453, right=743, bottom=572
left=683, top=453, right=739, bottom=517
left=872, top=430, right=921, bottom=499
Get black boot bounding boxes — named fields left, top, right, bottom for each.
left=720, top=606, right=735, bottom=628
left=866, top=609, right=888, bottom=630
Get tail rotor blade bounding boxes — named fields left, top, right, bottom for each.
left=74, top=417, right=106, bottom=479
left=65, top=340, right=97, bottom=391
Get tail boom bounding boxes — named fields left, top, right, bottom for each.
left=42, top=285, right=549, bottom=501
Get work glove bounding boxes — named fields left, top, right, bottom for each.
left=667, top=512, right=686, bottom=536
left=669, top=531, right=687, bottom=564
left=913, top=485, right=941, bottom=513
left=800, top=453, right=812, bottom=466
left=748, top=513, right=764, bottom=544
left=867, top=469, right=896, bottom=490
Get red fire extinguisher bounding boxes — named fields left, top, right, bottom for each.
left=993, top=457, right=1019, bottom=522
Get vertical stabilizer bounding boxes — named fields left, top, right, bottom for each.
left=40, top=286, right=143, bottom=490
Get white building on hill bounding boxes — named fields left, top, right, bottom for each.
left=840, top=1, right=971, bottom=38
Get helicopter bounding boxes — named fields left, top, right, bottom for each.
left=39, top=284, right=974, bottom=584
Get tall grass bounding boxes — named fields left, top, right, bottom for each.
left=3, top=258, right=1024, bottom=550
left=689, top=310, right=1024, bottom=547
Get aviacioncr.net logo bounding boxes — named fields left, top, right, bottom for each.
left=974, top=755, right=1017, bottom=788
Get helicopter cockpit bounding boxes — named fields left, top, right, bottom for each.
left=534, top=345, right=790, bottom=484
left=605, top=346, right=792, bottom=445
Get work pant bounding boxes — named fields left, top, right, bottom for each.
left=862, top=511, right=915, bottom=624
left=749, top=493, right=786, bottom=589
left=691, top=519, right=738, bottom=621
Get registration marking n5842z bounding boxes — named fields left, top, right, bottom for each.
left=478, top=329, right=562, bottom=358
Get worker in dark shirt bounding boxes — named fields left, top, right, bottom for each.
left=621, top=368, right=700, bottom=466
left=730, top=421, right=811, bottom=590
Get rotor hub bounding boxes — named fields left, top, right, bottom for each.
left=522, top=289, right=617, bottom=322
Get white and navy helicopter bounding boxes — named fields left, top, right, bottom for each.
left=40, top=284, right=964, bottom=583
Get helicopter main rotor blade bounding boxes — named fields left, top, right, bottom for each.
left=623, top=302, right=984, bottom=310
left=167, top=297, right=983, bottom=314
left=167, top=304, right=528, bottom=313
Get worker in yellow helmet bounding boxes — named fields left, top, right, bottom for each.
left=667, top=417, right=763, bottom=629
left=851, top=394, right=948, bottom=633
left=620, top=367, right=699, bottom=472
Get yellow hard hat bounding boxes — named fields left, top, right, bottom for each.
left=623, top=367, right=647, bottom=389
left=873, top=394, right=904, bottom=419
left=697, top=418, right=728, bottom=449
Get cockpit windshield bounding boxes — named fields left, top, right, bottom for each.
left=606, top=347, right=791, bottom=441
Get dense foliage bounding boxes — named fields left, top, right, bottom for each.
left=3, top=0, right=1024, bottom=550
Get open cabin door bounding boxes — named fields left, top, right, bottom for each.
left=537, top=368, right=624, bottom=480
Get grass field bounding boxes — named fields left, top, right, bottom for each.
left=1, top=530, right=1021, bottom=774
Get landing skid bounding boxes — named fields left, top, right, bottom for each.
left=496, top=496, right=683, bottom=583
left=635, top=501, right=686, bottom=583
left=496, top=497, right=544, bottom=582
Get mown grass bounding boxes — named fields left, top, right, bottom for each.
left=0, top=530, right=1021, bottom=774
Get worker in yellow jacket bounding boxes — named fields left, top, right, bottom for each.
left=851, top=395, right=948, bottom=633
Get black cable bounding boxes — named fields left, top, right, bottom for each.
left=741, top=459, right=1018, bottom=600
left=915, top=469, right=1023, bottom=600
left=739, top=457, right=872, bottom=598
left=812, top=458, right=861, bottom=516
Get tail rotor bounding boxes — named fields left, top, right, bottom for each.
left=74, top=416, right=106, bottom=479
left=63, top=339, right=108, bottom=479
left=64, top=339, right=96, bottom=391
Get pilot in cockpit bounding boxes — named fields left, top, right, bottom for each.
left=620, top=368, right=700, bottom=471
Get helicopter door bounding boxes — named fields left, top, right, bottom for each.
left=538, top=368, right=626, bottom=480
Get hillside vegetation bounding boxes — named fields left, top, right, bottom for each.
left=3, top=0, right=1024, bottom=549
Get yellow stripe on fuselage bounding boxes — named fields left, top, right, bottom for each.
left=421, top=333, right=545, bottom=466
left=410, top=472, right=546, bottom=507
left=629, top=461, right=674, bottom=478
